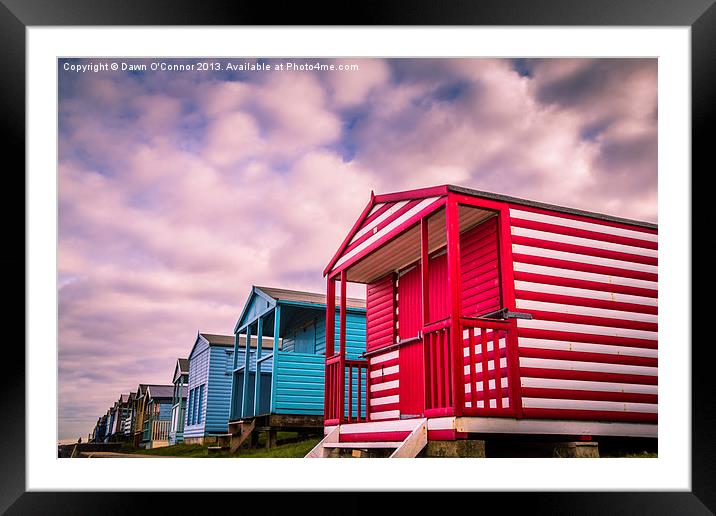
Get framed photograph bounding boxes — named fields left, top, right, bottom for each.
left=7, top=0, right=709, bottom=512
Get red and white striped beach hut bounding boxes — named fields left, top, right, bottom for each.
left=311, top=184, right=657, bottom=457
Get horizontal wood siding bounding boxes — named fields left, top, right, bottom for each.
left=158, top=402, right=172, bottom=420
left=204, top=346, right=234, bottom=435
left=272, top=306, right=365, bottom=417
left=282, top=311, right=322, bottom=354
left=273, top=351, right=325, bottom=415
left=509, top=205, right=658, bottom=423
left=334, top=311, right=367, bottom=359
left=366, top=274, right=396, bottom=352
left=368, top=349, right=400, bottom=421
left=461, top=216, right=501, bottom=317
left=183, top=341, right=209, bottom=438
left=314, top=313, right=327, bottom=354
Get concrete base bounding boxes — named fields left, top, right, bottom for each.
left=185, top=435, right=236, bottom=446
left=421, top=440, right=486, bottom=458
left=183, top=436, right=218, bottom=446
left=553, top=442, right=599, bottom=458
left=147, top=440, right=169, bottom=450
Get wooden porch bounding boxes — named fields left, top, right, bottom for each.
left=228, top=413, right=324, bottom=453
left=322, top=190, right=522, bottom=430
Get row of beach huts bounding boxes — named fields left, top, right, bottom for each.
left=89, top=286, right=366, bottom=450
left=87, top=185, right=658, bottom=458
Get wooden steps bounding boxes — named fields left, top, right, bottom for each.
left=229, top=418, right=256, bottom=453
left=306, top=418, right=428, bottom=458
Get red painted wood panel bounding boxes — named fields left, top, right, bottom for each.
left=509, top=203, right=657, bottom=425
left=428, top=253, right=449, bottom=322
left=366, top=273, right=396, bottom=352
left=509, top=202, right=658, bottom=235
left=460, top=217, right=501, bottom=317
left=510, top=216, right=658, bottom=250
left=512, top=253, right=658, bottom=282
left=398, top=266, right=424, bottom=417
left=511, top=235, right=657, bottom=266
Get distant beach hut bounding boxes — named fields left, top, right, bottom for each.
left=169, top=358, right=189, bottom=445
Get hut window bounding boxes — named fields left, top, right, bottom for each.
left=197, top=384, right=205, bottom=424
left=186, top=390, right=194, bottom=426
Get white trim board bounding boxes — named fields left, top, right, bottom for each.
left=455, top=417, right=657, bottom=438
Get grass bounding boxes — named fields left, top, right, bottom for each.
left=122, top=434, right=656, bottom=459
left=126, top=432, right=321, bottom=458
left=604, top=451, right=658, bottom=458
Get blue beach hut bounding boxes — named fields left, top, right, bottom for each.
left=183, top=332, right=272, bottom=445
left=169, top=358, right=189, bottom=445
left=228, top=286, right=366, bottom=450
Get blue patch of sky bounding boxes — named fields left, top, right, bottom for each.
left=410, top=79, right=470, bottom=110
left=512, top=58, right=533, bottom=78
left=580, top=119, right=611, bottom=142
left=430, top=80, right=469, bottom=102
left=270, top=159, right=293, bottom=173
left=387, top=59, right=410, bottom=84
left=329, top=106, right=369, bottom=162
left=63, top=146, right=112, bottom=176
left=176, top=100, right=210, bottom=153
left=58, top=59, right=84, bottom=100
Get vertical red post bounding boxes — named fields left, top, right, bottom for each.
left=497, top=206, right=524, bottom=418
left=494, top=331, right=503, bottom=409
left=435, top=332, right=443, bottom=407
left=326, top=277, right=336, bottom=358
left=357, top=363, right=362, bottom=421
left=428, top=333, right=435, bottom=409
left=468, top=330, right=476, bottom=409
left=324, top=276, right=336, bottom=421
left=339, top=270, right=347, bottom=422
left=481, top=329, right=489, bottom=409
left=446, top=194, right=464, bottom=416
left=348, top=364, right=353, bottom=422
left=420, top=217, right=430, bottom=413
left=340, top=270, right=347, bottom=357
left=421, top=218, right=430, bottom=324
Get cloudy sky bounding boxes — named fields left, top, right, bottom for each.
left=58, top=58, right=657, bottom=440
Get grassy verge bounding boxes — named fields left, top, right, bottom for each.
left=602, top=451, right=657, bottom=458
left=121, top=434, right=657, bottom=458
left=125, top=432, right=321, bottom=458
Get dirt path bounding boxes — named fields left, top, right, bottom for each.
left=81, top=452, right=172, bottom=458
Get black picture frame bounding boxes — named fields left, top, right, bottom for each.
left=3, top=1, right=708, bottom=513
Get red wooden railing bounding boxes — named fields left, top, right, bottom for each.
left=460, top=317, right=516, bottom=417
left=423, top=318, right=454, bottom=417
left=325, top=355, right=368, bottom=425
left=325, top=355, right=343, bottom=425
left=423, top=316, right=517, bottom=418
left=345, top=359, right=368, bottom=423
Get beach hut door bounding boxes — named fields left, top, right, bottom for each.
left=397, top=265, right=425, bottom=418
